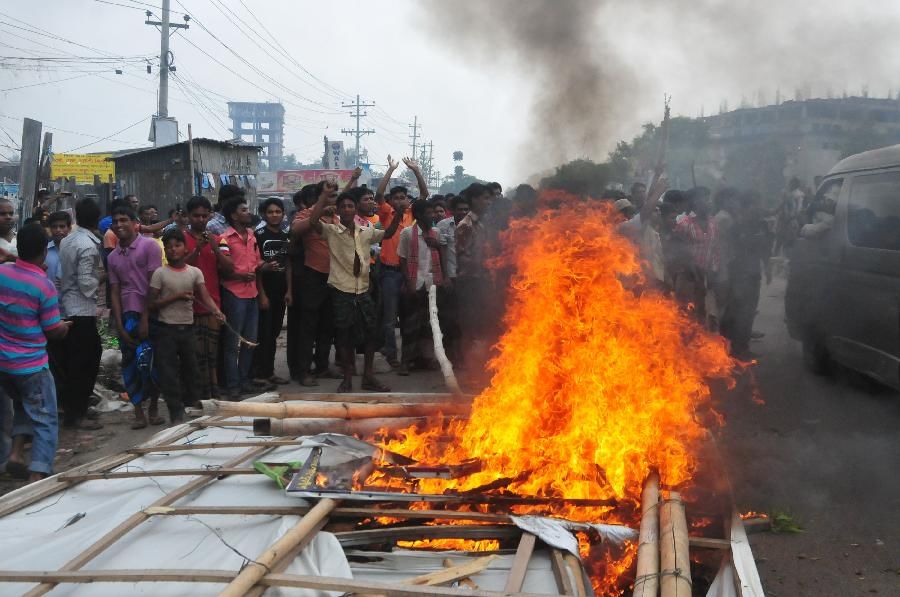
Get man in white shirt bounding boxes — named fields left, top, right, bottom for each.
left=396, top=201, right=445, bottom=376
left=0, top=198, right=17, bottom=262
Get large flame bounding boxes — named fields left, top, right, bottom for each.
left=367, top=192, right=735, bottom=592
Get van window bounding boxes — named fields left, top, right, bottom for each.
left=848, top=172, right=900, bottom=251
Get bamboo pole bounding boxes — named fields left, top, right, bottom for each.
left=427, top=284, right=462, bottom=395
left=633, top=473, right=660, bottom=597
left=279, top=392, right=465, bottom=403
left=254, top=416, right=430, bottom=437
left=219, top=497, right=339, bottom=597
left=659, top=491, right=691, bottom=597
left=198, top=399, right=468, bottom=420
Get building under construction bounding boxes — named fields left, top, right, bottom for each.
left=228, top=102, right=285, bottom=171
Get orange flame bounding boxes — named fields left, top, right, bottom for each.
left=368, top=193, right=735, bottom=588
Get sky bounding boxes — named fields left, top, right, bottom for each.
left=3, top=1, right=900, bottom=187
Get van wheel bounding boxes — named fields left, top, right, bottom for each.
left=802, top=336, right=831, bottom=376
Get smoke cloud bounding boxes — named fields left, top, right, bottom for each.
left=415, top=0, right=900, bottom=178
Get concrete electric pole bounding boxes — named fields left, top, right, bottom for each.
left=341, top=95, right=375, bottom=167
left=408, top=116, right=421, bottom=160
left=145, top=0, right=189, bottom=145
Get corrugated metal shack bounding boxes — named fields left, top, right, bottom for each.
left=110, top=138, right=261, bottom=216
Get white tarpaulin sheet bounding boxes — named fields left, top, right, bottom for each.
left=0, top=417, right=353, bottom=595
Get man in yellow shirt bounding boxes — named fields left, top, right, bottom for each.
left=308, top=182, right=406, bottom=393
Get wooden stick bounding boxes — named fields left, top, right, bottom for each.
left=406, top=555, right=496, bottom=586
left=504, top=532, right=536, bottom=592
left=219, top=497, right=339, bottom=597
left=659, top=492, right=691, bottom=597
left=279, top=392, right=467, bottom=403
left=550, top=549, right=574, bottom=595
left=564, top=553, right=586, bottom=597
left=633, top=472, right=660, bottom=597
left=0, top=570, right=553, bottom=597
left=59, top=467, right=257, bottom=481
left=128, top=439, right=304, bottom=454
left=22, top=445, right=272, bottom=597
left=427, top=284, right=462, bottom=395
left=256, top=416, right=431, bottom=437
left=443, top=557, right=479, bottom=589
left=688, top=536, right=731, bottom=550
left=146, top=505, right=513, bottom=523
left=336, top=524, right=520, bottom=547
left=199, top=399, right=468, bottom=420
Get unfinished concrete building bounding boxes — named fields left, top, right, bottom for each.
left=228, top=101, right=285, bottom=170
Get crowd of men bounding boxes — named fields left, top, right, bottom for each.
left=0, top=157, right=512, bottom=482
left=0, top=152, right=818, bottom=482
left=614, top=178, right=777, bottom=359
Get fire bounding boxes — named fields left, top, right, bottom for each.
left=396, top=539, right=501, bottom=551
left=366, top=192, right=735, bottom=590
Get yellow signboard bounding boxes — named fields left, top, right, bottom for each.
left=51, top=153, right=115, bottom=184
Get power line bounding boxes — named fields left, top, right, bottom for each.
left=408, top=116, right=421, bottom=159
left=235, top=0, right=351, bottom=101
left=205, top=0, right=343, bottom=105
left=171, top=0, right=341, bottom=114
left=0, top=72, right=98, bottom=92
left=62, top=116, right=150, bottom=152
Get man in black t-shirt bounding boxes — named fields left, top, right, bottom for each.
left=253, top=198, right=290, bottom=384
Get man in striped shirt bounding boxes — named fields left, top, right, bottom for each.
left=0, top=223, right=72, bottom=483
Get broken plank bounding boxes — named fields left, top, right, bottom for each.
left=689, top=536, right=732, bottom=550
left=335, top=524, right=520, bottom=547
left=504, top=532, right=536, bottom=592
left=59, top=467, right=257, bottom=481
left=443, top=557, right=479, bottom=590
left=406, top=555, right=497, bottom=586
left=550, top=549, right=574, bottom=595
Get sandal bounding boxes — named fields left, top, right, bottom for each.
left=361, top=376, right=391, bottom=392
left=5, top=461, right=28, bottom=480
left=336, top=379, right=353, bottom=393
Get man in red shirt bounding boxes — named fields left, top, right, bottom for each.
left=184, top=196, right=234, bottom=400
left=219, top=197, right=276, bottom=399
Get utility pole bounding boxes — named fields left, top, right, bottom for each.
left=408, top=116, right=421, bottom=160
left=145, top=0, right=188, bottom=145
left=341, top=94, right=375, bottom=167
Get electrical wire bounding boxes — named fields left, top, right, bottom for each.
left=62, top=116, right=150, bottom=153
left=0, top=72, right=98, bottom=92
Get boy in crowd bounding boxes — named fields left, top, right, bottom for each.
left=375, top=156, right=428, bottom=369
left=220, top=196, right=276, bottom=399
left=183, top=196, right=233, bottom=400
left=253, top=197, right=290, bottom=385
left=207, top=184, right=244, bottom=236
left=455, top=183, right=495, bottom=368
left=149, top=229, right=224, bottom=422
left=45, top=211, right=72, bottom=288
left=108, top=206, right=164, bottom=429
left=397, top=200, right=444, bottom=375
left=57, top=199, right=104, bottom=430
left=285, top=187, right=310, bottom=382
left=0, top=223, right=71, bottom=483
left=307, top=183, right=405, bottom=392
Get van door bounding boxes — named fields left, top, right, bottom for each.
left=830, top=169, right=900, bottom=388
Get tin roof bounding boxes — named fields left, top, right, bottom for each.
left=108, top=138, right=261, bottom=161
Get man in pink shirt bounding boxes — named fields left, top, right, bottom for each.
left=220, top=197, right=276, bottom=400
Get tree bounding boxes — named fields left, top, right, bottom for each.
left=281, top=153, right=299, bottom=169
left=539, top=159, right=613, bottom=197
left=722, top=139, right=787, bottom=203
left=438, top=164, right=485, bottom=195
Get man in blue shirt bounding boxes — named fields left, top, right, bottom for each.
left=45, top=211, right=71, bottom=288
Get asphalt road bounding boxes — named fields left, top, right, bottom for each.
left=720, top=274, right=900, bottom=596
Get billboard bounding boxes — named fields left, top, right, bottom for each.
left=51, top=153, right=115, bottom=183
left=324, top=140, right=346, bottom=169
left=258, top=169, right=365, bottom=194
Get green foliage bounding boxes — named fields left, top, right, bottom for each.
left=97, top=318, right=119, bottom=350
left=439, top=164, right=486, bottom=195
left=539, top=159, right=613, bottom=197
left=770, top=510, right=804, bottom=534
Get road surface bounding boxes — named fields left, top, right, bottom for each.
left=720, top=274, right=900, bottom=596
